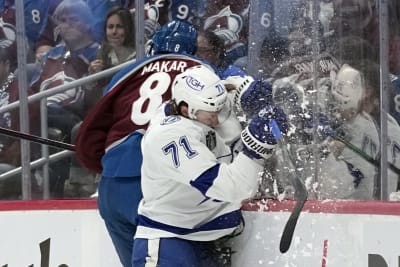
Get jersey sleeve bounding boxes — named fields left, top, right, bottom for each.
left=75, top=95, right=115, bottom=173
left=141, top=114, right=262, bottom=202
left=200, top=152, right=262, bottom=202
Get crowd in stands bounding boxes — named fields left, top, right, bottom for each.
left=0, top=0, right=398, bottom=203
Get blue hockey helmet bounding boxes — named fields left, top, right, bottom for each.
left=151, top=20, right=197, bottom=55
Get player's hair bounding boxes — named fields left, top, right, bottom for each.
left=165, top=99, right=187, bottom=116
left=351, top=60, right=380, bottom=97
left=52, top=0, right=95, bottom=29
left=198, top=30, right=225, bottom=59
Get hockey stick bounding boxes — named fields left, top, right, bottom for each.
left=332, top=134, right=400, bottom=175
left=269, top=120, right=308, bottom=253
left=0, top=127, right=75, bottom=151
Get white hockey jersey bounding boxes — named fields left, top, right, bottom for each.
left=135, top=102, right=262, bottom=241
left=318, top=111, right=380, bottom=200
left=386, top=114, right=400, bottom=194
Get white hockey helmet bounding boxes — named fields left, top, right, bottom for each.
left=331, top=64, right=364, bottom=112
left=172, top=65, right=227, bottom=119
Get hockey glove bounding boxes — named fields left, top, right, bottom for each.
left=238, top=80, right=273, bottom=118
left=221, top=65, right=273, bottom=118
left=241, top=105, right=288, bottom=160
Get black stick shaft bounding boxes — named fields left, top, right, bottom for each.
left=0, top=127, right=75, bottom=151
left=333, top=135, right=400, bottom=175
left=269, top=119, right=308, bottom=254
left=278, top=138, right=308, bottom=253
left=279, top=195, right=307, bottom=253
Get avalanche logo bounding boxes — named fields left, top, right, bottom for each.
left=185, top=76, right=205, bottom=91
left=203, top=6, right=243, bottom=46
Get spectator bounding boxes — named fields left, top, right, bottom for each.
left=328, top=0, right=379, bottom=55
left=0, top=0, right=53, bottom=63
left=75, top=20, right=199, bottom=267
left=195, top=29, right=225, bottom=71
left=33, top=0, right=130, bottom=57
left=259, top=30, right=289, bottom=77
left=93, top=6, right=136, bottom=70
left=329, top=35, right=378, bottom=67
left=388, top=0, right=400, bottom=75
left=29, top=0, right=100, bottom=198
left=31, top=0, right=100, bottom=124
left=66, top=6, right=137, bottom=198
left=33, top=0, right=156, bottom=60
left=132, top=64, right=288, bottom=266
left=85, top=0, right=135, bottom=42
left=86, top=6, right=136, bottom=109
left=0, top=46, right=41, bottom=199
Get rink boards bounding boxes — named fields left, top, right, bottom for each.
left=0, top=199, right=399, bottom=267
left=236, top=200, right=400, bottom=267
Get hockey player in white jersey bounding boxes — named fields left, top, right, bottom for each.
left=386, top=115, right=400, bottom=198
left=132, top=65, right=288, bottom=266
left=317, top=62, right=399, bottom=199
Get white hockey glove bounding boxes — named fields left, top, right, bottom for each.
left=241, top=105, right=288, bottom=160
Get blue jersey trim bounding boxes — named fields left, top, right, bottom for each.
left=190, top=164, right=220, bottom=196
left=103, top=55, right=154, bottom=95
left=138, top=209, right=242, bottom=235
left=344, top=161, right=365, bottom=188
left=101, top=132, right=144, bottom=177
